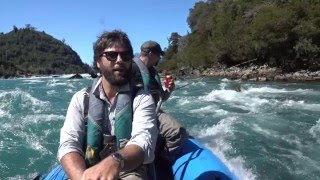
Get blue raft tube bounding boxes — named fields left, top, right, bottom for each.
left=39, top=137, right=237, bottom=180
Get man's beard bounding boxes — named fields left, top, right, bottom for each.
left=101, top=66, right=130, bottom=86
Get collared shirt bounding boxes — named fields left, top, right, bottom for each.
left=57, top=78, right=158, bottom=164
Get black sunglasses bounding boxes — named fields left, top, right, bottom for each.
left=101, top=51, right=133, bottom=62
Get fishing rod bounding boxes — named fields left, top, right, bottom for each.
left=174, top=82, right=193, bottom=90
left=173, top=77, right=205, bottom=91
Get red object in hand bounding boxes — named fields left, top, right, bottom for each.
left=165, top=75, right=172, bottom=88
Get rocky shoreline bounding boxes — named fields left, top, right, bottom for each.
left=168, top=65, right=320, bottom=82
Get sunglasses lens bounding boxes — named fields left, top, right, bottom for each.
left=105, top=52, right=118, bottom=61
left=120, top=51, right=132, bottom=61
left=102, top=51, right=132, bottom=61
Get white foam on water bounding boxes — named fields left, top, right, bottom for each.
left=46, top=89, right=57, bottom=95
left=191, top=117, right=256, bottom=180
left=244, top=87, right=320, bottom=100
left=14, top=89, right=51, bottom=113
left=309, top=119, right=320, bottom=144
left=246, top=87, right=313, bottom=95
left=221, top=78, right=231, bottom=82
left=190, top=105, right=229, bottom=117
left=60, top=73, right=92, bottom=79
left=0, top=89, right=49, bottom=109
left=180, top=89, right=190, bottom=95
left=0, top=161, right=9, bottom=175
left=200, top=89, right=238, bottom=101
left=0, top=108, right=11, bottom=118
left=218, top=81, right=241, bottom=90
left=0, top=113, right=62, bottom=157
left=177, top=80, right=206, bottom=89
left=8, top=174, right=29, bottom=180
left=67, top=83, right=76, bottom=89
left=0, top=123, right=13, bottom=138
left=60, top=74, right=75, bottom=78
left=25, top=134, right=47, bottom=153
left=0, top=90, right=12, bottom=118
left=169, top=93, right=193, bottom=106
left=22, top=79, right=45, bottom=84
left=0, top=140, right=4, bottom=151
left=43, top=128, right=54, bottom=137
left=9, top=114, right=63, bottom=155
left=67, top=88, right=75, bottom=93
left=23, top=114, right=65, bottom=123
left=198, top=84, right=319, bottom=117
left=250, top=122, right=305, bottom=150
left=175, top=80, right=190, bottom=87
left=17, top=75, right=51, bottom=80
left=46, top=79, right=68, bottom=87
left=273, top=145, right=309, bottom=164
left=282, top=100, right=320, bottom=112
left=251, top=123, right=279, bottom=139
left=271, top=144, right=320, bottom=173
left=1, top=89, right=51, bottom=116
left=199, top=89, right=269, bottom=113
left=177, top=98, right=190, bottom=106
left=280, top=134, right=303, bottom=148
left=190, top=105, right=218, bottom=113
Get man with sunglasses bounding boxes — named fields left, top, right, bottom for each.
left=132, top=40, right=188, bottom=179
left=58, top=30, right=158, bottom=180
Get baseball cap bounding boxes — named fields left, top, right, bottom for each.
left=141, top=40, right=164, bottom=55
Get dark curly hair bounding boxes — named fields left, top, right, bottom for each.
left=93, top=30, right=133, bottom=71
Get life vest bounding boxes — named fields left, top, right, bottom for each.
left=133, top=58, right=162, bottom=91
left=84, top=78, right=139, bottom=166
left=133, top=58, right=165, bottom=115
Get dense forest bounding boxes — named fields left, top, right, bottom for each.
left=160, top=0, right=320, bottom=73
left=0, top=25, right=92, bottom=78
left=2, top=1, right=319, bottom=79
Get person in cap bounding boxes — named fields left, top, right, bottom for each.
left=132, top=40, right=188, bottom=179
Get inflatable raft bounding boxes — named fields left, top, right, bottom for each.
left=41, top=138, right=237, bottom=180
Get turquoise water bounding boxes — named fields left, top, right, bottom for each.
left=0, top=76, right=319, bottom=180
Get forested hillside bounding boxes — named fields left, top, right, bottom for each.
left=0, top=25, right=92, bottom=78
left=160, top=0, right=320, bottom=72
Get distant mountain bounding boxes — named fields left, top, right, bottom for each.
left=0, top=25, right=94, bottom=78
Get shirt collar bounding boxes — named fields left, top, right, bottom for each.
left=92, top=77, right=130, bottom=101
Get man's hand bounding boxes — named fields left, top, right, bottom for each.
left=81, top=155, right=121, bottom=180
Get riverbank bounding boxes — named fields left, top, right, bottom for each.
left=168, top=65, right=320, bottom=82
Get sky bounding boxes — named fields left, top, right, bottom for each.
left=1, top=0, right=201, bottom=65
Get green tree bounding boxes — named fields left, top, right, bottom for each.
left=160, top=0, right=320, bottom=72
left=0, top=25, right=93, bottom=78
